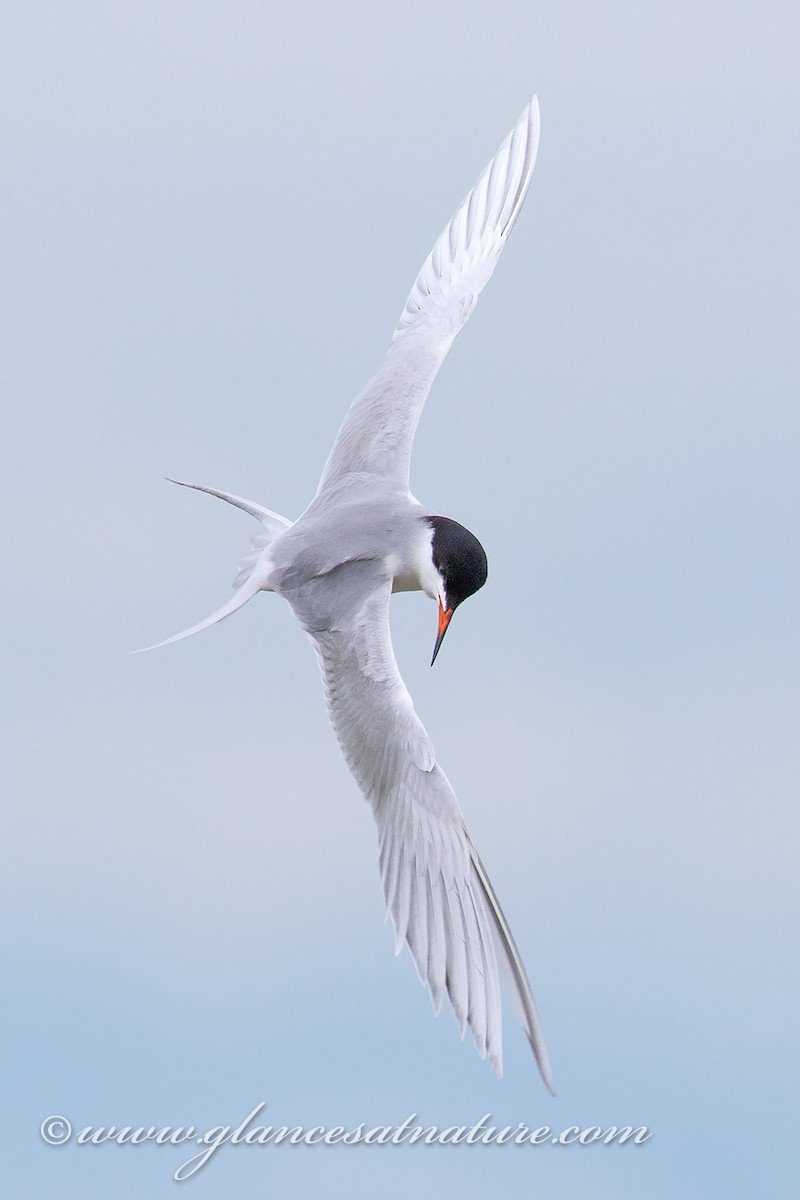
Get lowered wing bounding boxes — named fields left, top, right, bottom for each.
left=297, top=570, right=553, bottom=1089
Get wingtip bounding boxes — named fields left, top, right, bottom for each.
left=530, top=1037, right=556, bottom=1096
left=525, top=93, right=542, bottom=163
left=530, top=97, right=540, bottom=148
left=541, top=1065, right=557, bottom=1097
left=515, top=94, right=540, bottom=137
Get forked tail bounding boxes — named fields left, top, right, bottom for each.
left=134, top=478, right=293, bottom=653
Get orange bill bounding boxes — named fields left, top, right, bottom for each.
left=431, top=597, right=454, bottom=666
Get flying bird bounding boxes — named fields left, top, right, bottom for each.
left=142, top=97, right=553, bottom=1092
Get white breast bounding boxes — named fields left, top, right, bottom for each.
left=389, top=520, right=440, bottom=599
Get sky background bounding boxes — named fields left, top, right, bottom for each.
left=3, top=1, right=798, bottom=1196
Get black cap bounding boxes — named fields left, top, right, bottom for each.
left=427, top=516, right=488, bottom=611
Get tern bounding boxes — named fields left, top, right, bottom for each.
left=143, top=97, right=553, bottom=1092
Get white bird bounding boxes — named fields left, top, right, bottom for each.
left=142, top=97, right=553, bottom=1092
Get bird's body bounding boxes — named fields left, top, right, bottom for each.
left=272, top=479, right=435, bottom=616
left=143, top=98, right=554, bottom=1092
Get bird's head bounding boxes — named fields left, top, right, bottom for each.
left=427, top=516, right=488, bottom=665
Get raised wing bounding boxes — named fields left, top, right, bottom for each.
left=316, top=97, right=540, bottom=494
left=301, top=573, right=553, bottom=1089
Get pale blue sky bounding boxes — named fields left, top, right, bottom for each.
left=3, top=2, right=798, bottom=1196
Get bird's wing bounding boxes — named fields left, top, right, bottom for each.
left=298, top=570, right=553, bottom=1090
left=315, top=97, right=540, bottom=494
